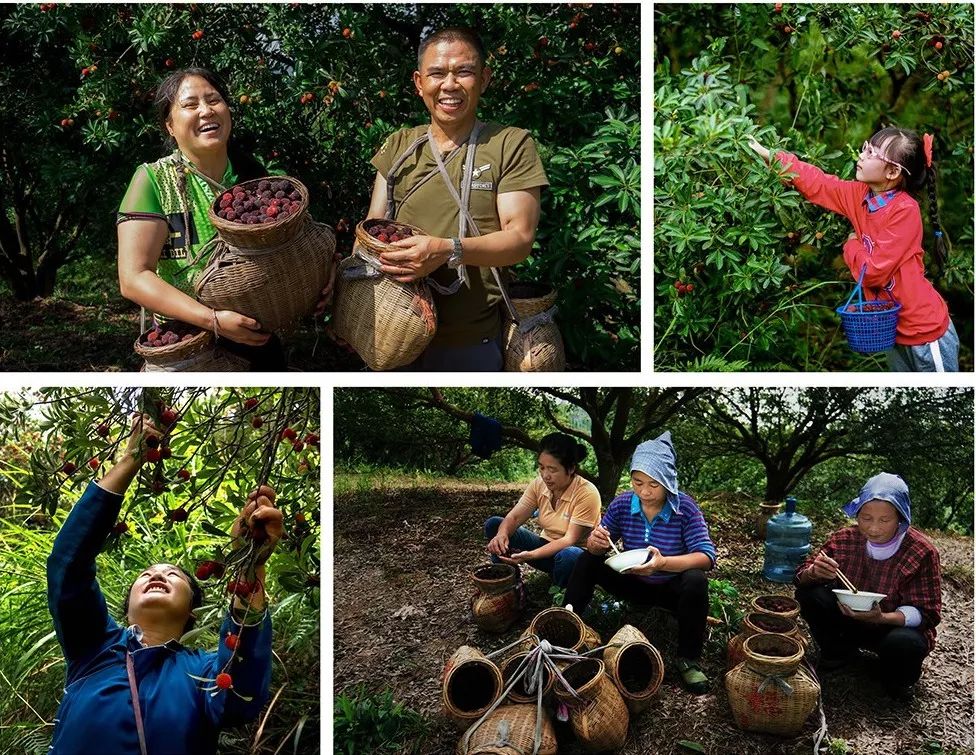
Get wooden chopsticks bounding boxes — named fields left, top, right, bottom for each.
left=835, top=567, right=858, bottom=594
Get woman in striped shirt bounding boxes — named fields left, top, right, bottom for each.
left=564, top=431, right=717, bottom=694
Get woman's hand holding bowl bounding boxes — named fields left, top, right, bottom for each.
left=622, top=545, right=668, bottom=576
left=838, top=601, right=884, bottom=623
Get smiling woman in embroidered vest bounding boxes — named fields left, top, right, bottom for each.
left=365, top=27, right=550, bottom=371
left=484, top=434, right=600, bottom=587
left=117, top=68, right=288, bottom=370
left=46, top=416, right=278, bottom=754
left=564, top=432, right=717, bottom=695
left=794, top=473, right=942, bottom=699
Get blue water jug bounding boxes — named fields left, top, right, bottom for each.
left=762, top=496, right=812, bottom=583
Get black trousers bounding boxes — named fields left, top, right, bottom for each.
left=564, top=550, right=709, bottom=660
left=795, top=584, right=929, bottom=688
left=218, top=333, right=287, bottom=371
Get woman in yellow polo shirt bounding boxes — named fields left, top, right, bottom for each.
left=485, top=434, right=601, bottom=587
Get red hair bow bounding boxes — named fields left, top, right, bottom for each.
left=923, top=133, right=934, bottom=168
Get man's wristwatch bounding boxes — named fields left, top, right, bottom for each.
left=447, top=237, right=464, bottom=269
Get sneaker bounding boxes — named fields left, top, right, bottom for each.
left=676, top=657, right=709, bottom=695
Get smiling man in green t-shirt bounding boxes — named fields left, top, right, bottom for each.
left=366, top=27, right=549, bottom=371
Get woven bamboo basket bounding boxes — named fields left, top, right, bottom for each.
left=725, top=662, right=820, bottom=736
left=498, top=652, right=554, bottom=705
left=208, top=176, right=309, bottom=248
left=522, top=607, right=600, bottom=653
left=471, top=588, right=523, bottom=634
left=728, top=613, right=806, bottom=669
left=741, top=633, right=804, bottom=676
left=442, top=646, right=504, bottom=729
left=142, top=348, right=249, bottom=372
left=750, top=594, right=801, bottom=621
left=603, top=624, right=664, bottom=713
left=195, top=217, right=335, bottom=332
left=134, top=321, right=212, bottom=368
left=503, top=282, right=565, bottom=372
left=332, top=256, right=437, bottom=371
left=555, top=659, right=629, bottom=752
left=354, top=218, right=427, bottom=258
left=456, top=704, right=558, bottom=755
left=471, top=564, right=519, bottom=594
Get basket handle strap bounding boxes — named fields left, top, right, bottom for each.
left=841, top=264, right=868, bottom=310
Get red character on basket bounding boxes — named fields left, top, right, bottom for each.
left=747, top=129, right=958, bottom=372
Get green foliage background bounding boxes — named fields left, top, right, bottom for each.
left=654, top=3, right=974, bottom=371
left=0, top=2, right=639, bottom=370
left=0, top=387, right=321, bottom=754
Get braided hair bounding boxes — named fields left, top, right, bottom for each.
left=868, top=127, right=949, bottom=266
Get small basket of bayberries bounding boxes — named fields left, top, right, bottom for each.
left=354, top=218, right=426, bottom=257
left=134, top=320, right=213, bottom=368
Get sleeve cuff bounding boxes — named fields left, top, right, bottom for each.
left=896, top=606, right=923, bottom=628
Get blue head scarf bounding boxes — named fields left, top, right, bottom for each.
left=842, top=472, right=912, bottom=527
left=630, top=431, right=680, bottom=512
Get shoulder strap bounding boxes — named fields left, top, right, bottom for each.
left=126, top=651, right=149, bottom=755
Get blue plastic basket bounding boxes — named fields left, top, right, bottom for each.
left=835, top=265, right=901, bottom=354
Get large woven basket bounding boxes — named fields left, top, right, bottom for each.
left=208, top=175, right=309, bottom=248
left=750, top=594, right=801, bottom=621
left=503, top=282, right=565, bottom=372
left=741, top=633, right=804, bottom=677
left=332, top=256, right=437, bottom=371
left=195, top=218, right=335, bottom=332
left=442, top=646, right=503, bottom=729
left=354, top=218, right=427, bottom=258
left=471, top=563, right=519, bottom=594
left=603, top=624, right=664, bottom=713
left=498, top=652, right=554, bottom=705
left=728, top=612, right=806, bottom=669
left=471, top=588, right=523, bottom=634
left=134, top=321, right=212, bottom=367
left=726, top=662, right=820, bottom=736
left=456, top=704, right=558, bottom=755
left=522, top=607, right=600, bottom=653
left=555, top=659, right=629, bottom=752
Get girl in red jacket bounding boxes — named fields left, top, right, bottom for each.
left=748, top=128, right=958, bottom=372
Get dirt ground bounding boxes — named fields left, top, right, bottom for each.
left=333, top=480, right=975, bottom=755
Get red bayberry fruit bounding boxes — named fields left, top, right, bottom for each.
left=224, top=634, right=239, bottom=650
left=295, top=512, right=307, bottom=524
left=177, top=469, right=191, bottom=481
left=146, top=435, right=160, bottom=449
left=934, top=41, right=943, bottom=50
left=160, top=408, right=178, bottom=426
left=891, top=30, right=901, bottom=40
left=342, top=27, right=351, bottom=38
left=282, top=427, right=298, bottom=441
left=96, top=423, right=110, bottom=437
left=252, top=416, right=264, bottom=428
left=61, top=461, right=77, bottom=475
left=88, top=458, right=100, bottom=471
left=215, top=672, right=232, bottom=689
left=113, top=521, right=128, bottom=535
left=146, top=448, right=162, bottom=463
left=305, top=433, right=319, bottom=446
left=266, top=206, right=278, bottom=218
left=192, top=29, right=204, bottom=41
left=169, top=507, right=189, bottom=522
left=244, top=397, right=259, bottom=410
left=210, top=562, right=226, bottom=579
left=783, top=25, right=794, bottom=34
left=161, top=447, right=172, bottom=459
left=165, top=58, right=175, bottom=68
left=227, top=578, right=253, bottom=597
left=774, top=2, right=782, bottom=11
left=292, top=440, right=304, bottom=452
left=686, top=283, right=694, bottom=293
left=195, top=562, right=213, bottom=580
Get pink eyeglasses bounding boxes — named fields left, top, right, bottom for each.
left=860, top=141, right=912, bottom=176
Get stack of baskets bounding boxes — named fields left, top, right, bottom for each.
left=332, top=219, right=437, bottom=370
left=195, top=176, right=336, bottom=332
left=502, top=282, right=566, bottom=372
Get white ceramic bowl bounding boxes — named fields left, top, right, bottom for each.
left=605, top=548, right=650, bottom=573
left=832, top=589, right=886, bottom=612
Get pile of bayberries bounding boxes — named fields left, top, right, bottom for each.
left=846, top=302, right=896, bottom=312
left=215, top=179, right=303, bottom=224
left=143, top=325, right=198, bottom=347
left=365, top=220, right=416, bottom=244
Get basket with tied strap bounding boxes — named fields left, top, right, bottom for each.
left=725, top=655, right=820, bottom=736
left=728, top=612, right=806, bottom=669
left=331, top=254, right=437, bottom=370
left=354, top=218, right=427, bottom=257
left=835, top=264, right=901, bottom=354
left=196, top=177, right=336, bottom=332
left=442, top=646, right=504, bottom=730
left=602, top=624, right=664, bottom=713
left=457, top=704, right=558, bottom=755
left=497, top=652, right=555, bottom=705
left=501, top=281, right=566, bottom=372
left=741, top=633, right=804, bottom=676
left=521, top=607, right=601, bottom=654
left=554, top=658, right=629, bottom=751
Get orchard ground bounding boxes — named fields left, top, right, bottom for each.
left=333, top=475, right=974, bottom=755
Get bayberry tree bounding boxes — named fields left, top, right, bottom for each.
left=0, top=386, right=320, bottom=754
left=0, top=2, right=639, bottom=369
left=655, top=3, right=974, bottom=371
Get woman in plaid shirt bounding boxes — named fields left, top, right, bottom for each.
left=794, top=473, right=942, bottom=697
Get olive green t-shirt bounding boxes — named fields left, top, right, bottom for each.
left=117, top=151, right=237, bottom=293
left=371, top=123, right=549, bottom=347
